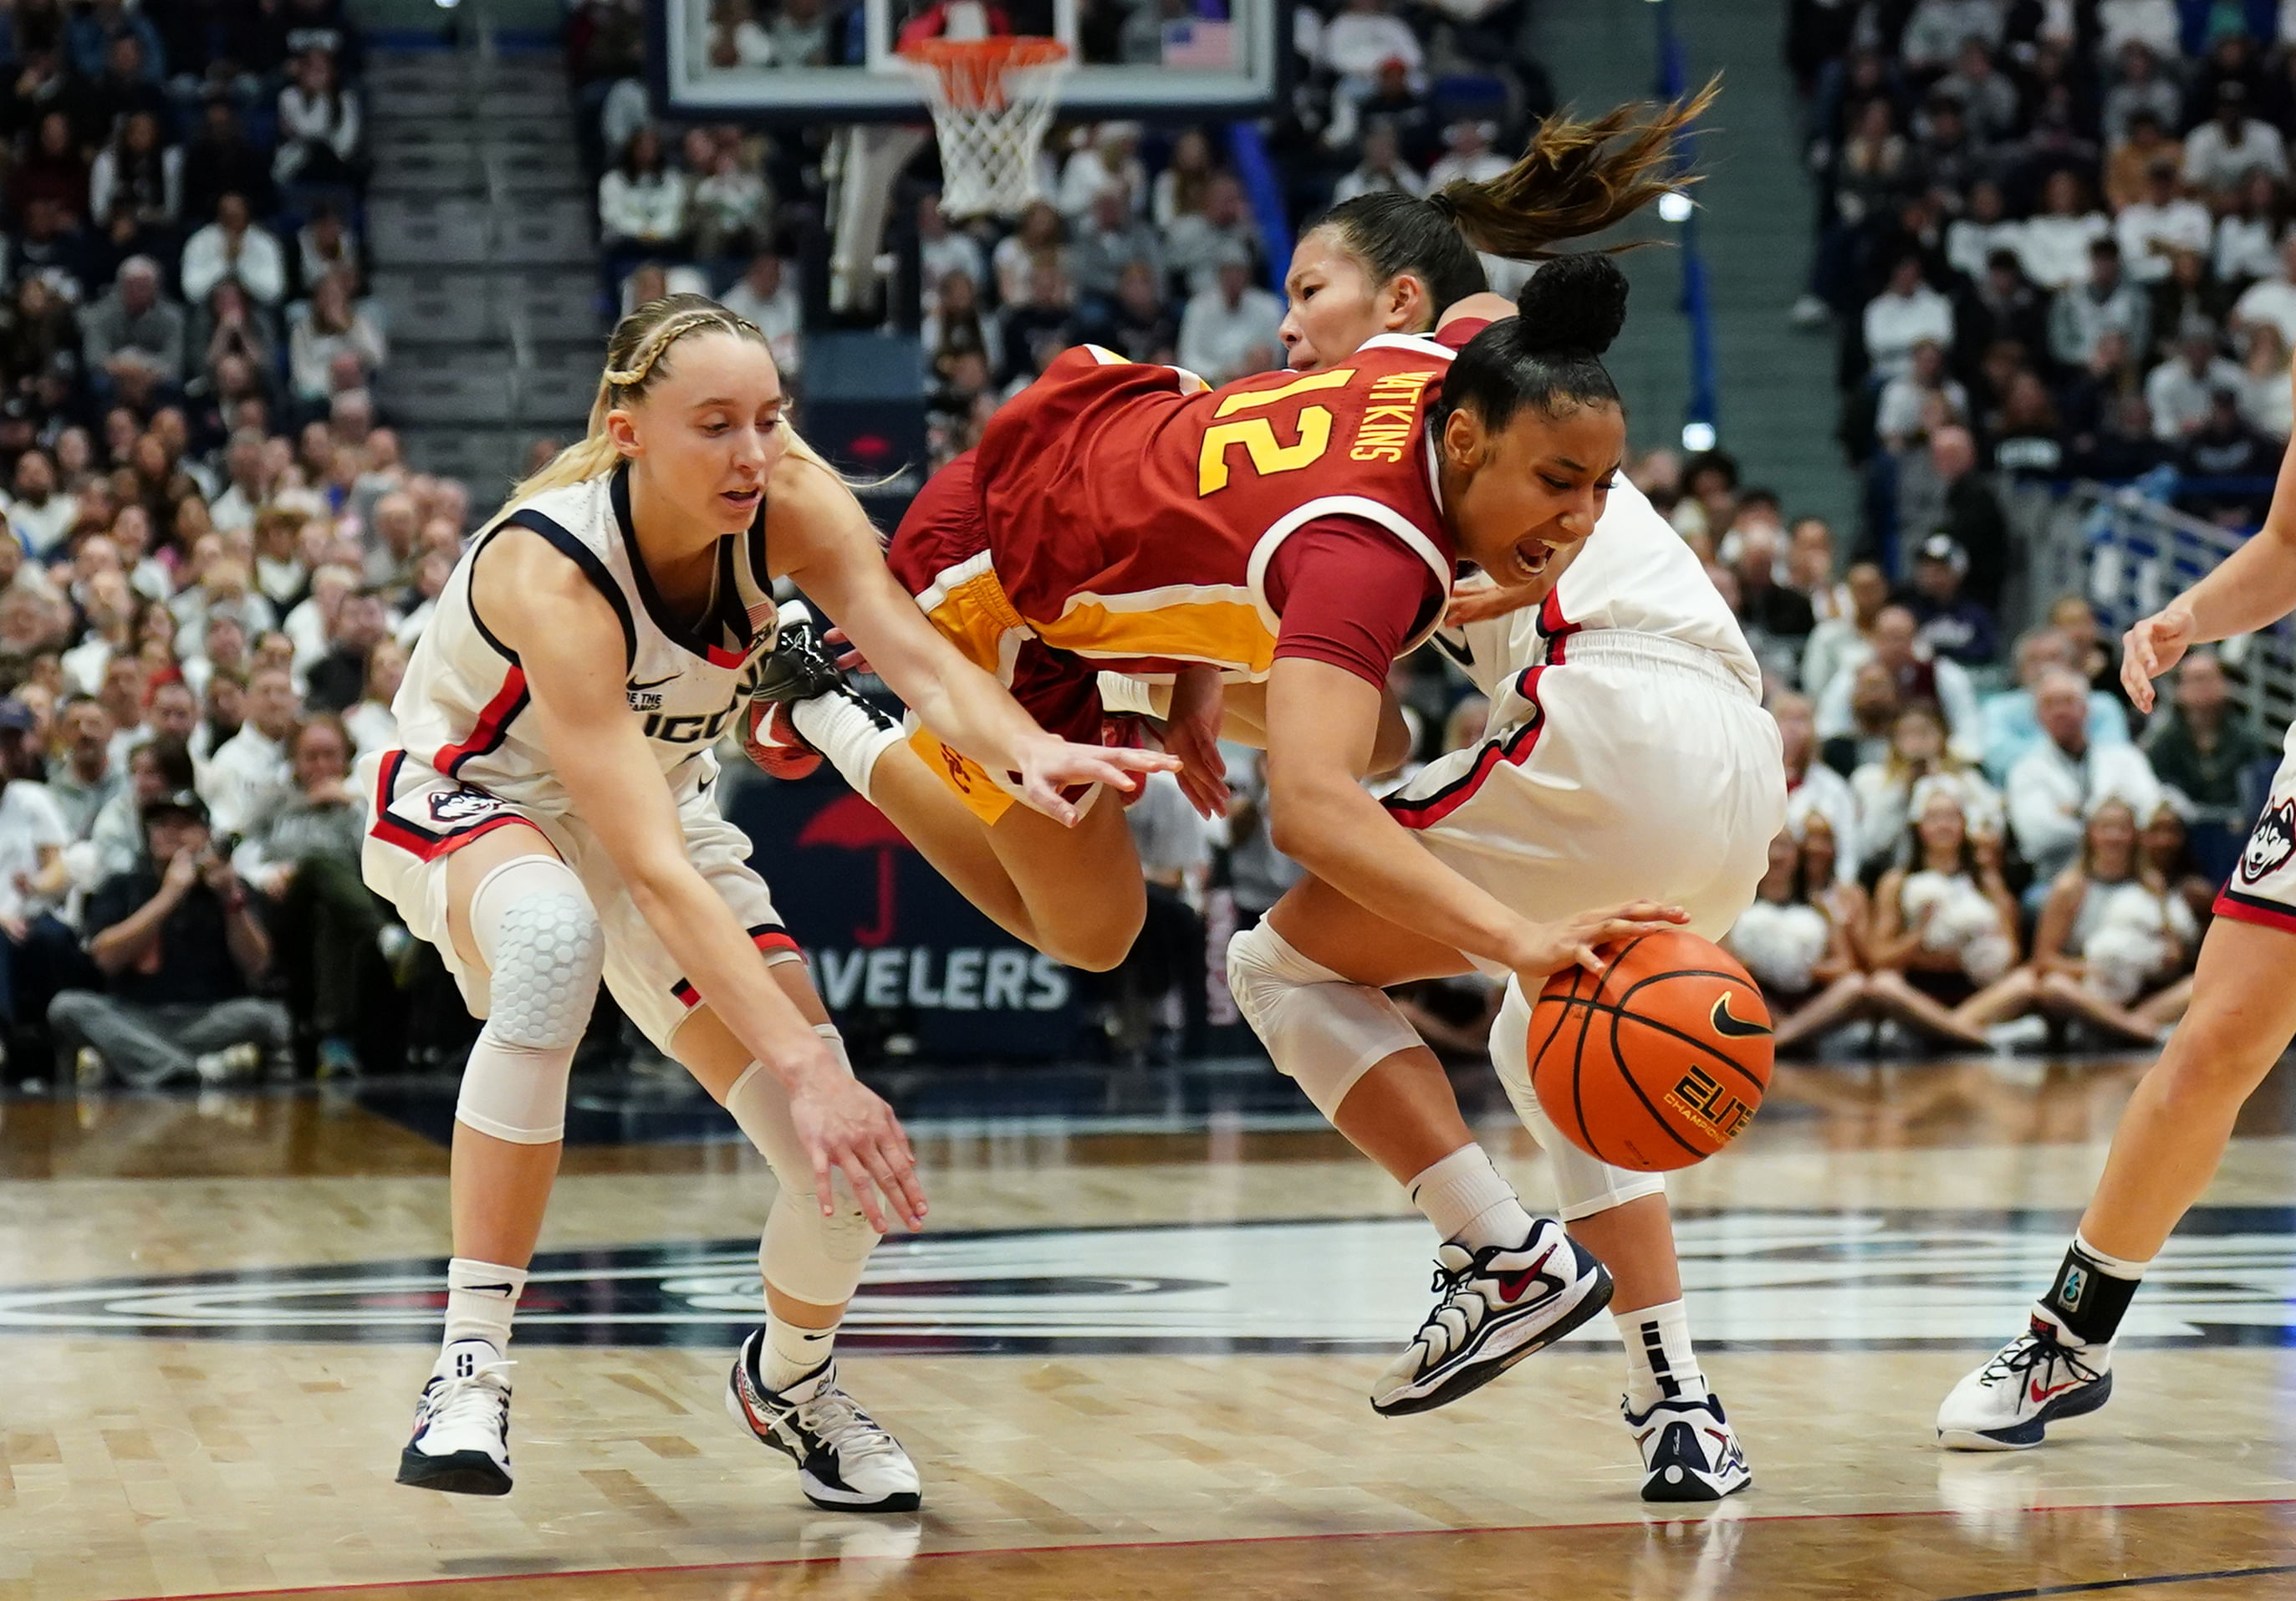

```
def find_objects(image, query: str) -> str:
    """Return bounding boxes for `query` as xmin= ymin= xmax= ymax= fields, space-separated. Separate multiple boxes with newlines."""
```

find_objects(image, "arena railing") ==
xmin=2027 ymin=477 xmax=2295 ymax=737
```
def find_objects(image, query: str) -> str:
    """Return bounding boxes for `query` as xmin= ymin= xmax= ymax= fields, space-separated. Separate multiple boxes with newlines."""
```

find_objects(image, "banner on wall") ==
xmin=720 ymin=766 xmax=1085 ymax=1058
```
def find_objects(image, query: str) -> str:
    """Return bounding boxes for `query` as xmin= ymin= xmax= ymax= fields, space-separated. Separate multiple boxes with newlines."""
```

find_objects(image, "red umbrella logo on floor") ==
xmin=798 ymin=792 xmax=914 ymax=947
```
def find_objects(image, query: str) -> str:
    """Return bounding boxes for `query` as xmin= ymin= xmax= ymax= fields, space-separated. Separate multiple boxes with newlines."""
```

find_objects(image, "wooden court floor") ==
xmin=8 ymin=1054 xmax=2296 ymax=1600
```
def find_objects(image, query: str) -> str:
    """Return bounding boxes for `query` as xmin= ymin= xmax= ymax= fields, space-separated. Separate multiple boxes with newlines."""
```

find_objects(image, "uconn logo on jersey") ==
xmin=628 ymin=654 xmax=773 ymax=746
xmin=2242 ymin=798 xmax=2296 ymax=885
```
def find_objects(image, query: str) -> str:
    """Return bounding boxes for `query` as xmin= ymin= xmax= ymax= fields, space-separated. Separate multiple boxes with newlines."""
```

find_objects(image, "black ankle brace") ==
xmin=2040 ymin=1242 xmax=2140 ymax=1346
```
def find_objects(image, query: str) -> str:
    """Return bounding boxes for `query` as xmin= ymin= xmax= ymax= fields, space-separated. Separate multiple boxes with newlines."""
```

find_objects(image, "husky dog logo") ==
xmin=2240 ymin=798 xmax=2296 ymax=885
xmin=428 ymin=788 xmax=509 ymax=826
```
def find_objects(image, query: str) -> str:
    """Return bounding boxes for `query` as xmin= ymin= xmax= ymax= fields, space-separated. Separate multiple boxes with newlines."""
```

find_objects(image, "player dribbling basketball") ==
xmin=1221 ymin=174 xmax=1783 ymax=1501
xmin=364 ymin=296 xmax=1169 ymax=1508
xmin=1936 ymin=368 xmax=2296 ymax=1450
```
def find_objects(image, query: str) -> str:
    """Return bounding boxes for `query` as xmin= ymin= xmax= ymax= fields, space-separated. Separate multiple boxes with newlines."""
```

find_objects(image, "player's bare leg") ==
xmin=675 ymin=992 xmax=922 ymax=1512
xmin=1940 ymin=916 xmax=2296 ymax=1449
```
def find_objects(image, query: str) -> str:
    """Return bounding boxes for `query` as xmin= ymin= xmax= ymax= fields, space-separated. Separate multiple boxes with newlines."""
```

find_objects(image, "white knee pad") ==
xmin=453 ymin=856 xmax=604 ymax=1145
xmin=731 ymin=1024 xmax=884 ymax=1306
xmin=1489 ymin=978 xmax=1665 ymax=1221
xmin=1226 ymin=920 xmax=1422 ymax=1121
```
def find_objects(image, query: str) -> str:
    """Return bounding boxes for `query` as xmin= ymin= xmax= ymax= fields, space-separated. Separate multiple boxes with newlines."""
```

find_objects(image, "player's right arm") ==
xmin=480 ymin=530 xmax=920 ymax=1227
xmin=2125 ymin=383 xmax=2296 ymax=710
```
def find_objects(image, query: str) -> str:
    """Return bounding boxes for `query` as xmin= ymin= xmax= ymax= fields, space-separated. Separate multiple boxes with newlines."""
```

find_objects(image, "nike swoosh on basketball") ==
xmin=1497 ymin=1246 xmax=1557 ymax=1304
xmin=1710 ymin=992 xmax=1773 ymax=1039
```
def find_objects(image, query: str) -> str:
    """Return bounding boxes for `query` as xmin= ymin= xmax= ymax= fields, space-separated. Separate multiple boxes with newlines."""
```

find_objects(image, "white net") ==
xmin=899 ymin=39 xmax=1073 ymax=219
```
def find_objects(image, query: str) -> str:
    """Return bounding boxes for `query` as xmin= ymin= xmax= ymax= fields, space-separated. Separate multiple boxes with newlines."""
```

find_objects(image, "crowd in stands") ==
xmin=0 ymin=0 xmax=475 ymax=1088
xmin=1789 ymin=0 xmax=2296 ymax=569
xmin=568 ymin=0 xmax=1552 ymax=467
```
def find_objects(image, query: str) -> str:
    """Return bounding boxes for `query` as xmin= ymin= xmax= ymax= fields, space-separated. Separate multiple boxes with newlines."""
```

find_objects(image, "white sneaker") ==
xmin=1626 ymin=1389 xmax=1752 ymax=1502
xmin=396 ymin=1341 xmax=513 ymax=1495
xmin=1936 ymin=1316 xmax=2114 ymax=1451
xmin=1370 ymin=1218 xmax=1614 ymax=1416
xmin=727 ymin=1333 xmax=922 ymax=1512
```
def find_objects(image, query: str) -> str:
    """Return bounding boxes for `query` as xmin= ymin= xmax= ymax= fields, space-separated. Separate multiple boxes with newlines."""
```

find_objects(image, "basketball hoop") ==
xmin=897 ymin=37 xmax=1073 ymax=219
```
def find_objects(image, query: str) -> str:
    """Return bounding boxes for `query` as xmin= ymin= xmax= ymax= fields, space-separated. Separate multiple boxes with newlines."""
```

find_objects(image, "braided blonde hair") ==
xmin=487 ymin=293 xmax=836 ymax=528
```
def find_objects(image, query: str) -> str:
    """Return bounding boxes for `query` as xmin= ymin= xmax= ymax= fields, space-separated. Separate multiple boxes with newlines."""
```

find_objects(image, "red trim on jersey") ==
xmin=1384 ymin=665 xmax=1549 ymax=830
xmin=706 ymin=643 xmax=745 ymax=669
xmin=1538 ymin=588 xmax=1581 ymax=665
xmin=2213 ymin=886 xmax=2296 ymax=934
xmin=432 ymin=667 xmax=529 ymax=778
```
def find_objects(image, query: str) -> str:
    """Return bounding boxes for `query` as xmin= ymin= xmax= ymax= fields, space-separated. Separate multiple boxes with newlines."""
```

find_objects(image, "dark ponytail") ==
xmin=1311 ymin=78 xmax=1717 ymax=314
xmin=1434 ymin=253 xmax=1630 ymax=434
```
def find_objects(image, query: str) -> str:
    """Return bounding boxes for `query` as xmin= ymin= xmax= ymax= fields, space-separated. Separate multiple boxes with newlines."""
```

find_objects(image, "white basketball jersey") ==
xmin=1431 ymin=477 xmax=1761 ymax=702
xmin=392 ymin=467 xmax=780 ymax=811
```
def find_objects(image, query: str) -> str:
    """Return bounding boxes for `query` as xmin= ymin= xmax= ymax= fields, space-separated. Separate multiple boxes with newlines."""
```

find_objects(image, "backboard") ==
xmin=649 ymin=0 xmax=1286 ymax=123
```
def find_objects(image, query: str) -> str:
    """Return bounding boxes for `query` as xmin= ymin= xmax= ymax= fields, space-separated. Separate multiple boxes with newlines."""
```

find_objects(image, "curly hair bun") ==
xmin=1513 ymin=252 xmax=1630 ymax=358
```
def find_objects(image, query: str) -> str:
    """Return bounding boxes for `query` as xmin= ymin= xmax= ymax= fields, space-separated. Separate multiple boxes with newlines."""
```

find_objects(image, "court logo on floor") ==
xmin=3 ymin=1209 xmax=2294 ymax=1349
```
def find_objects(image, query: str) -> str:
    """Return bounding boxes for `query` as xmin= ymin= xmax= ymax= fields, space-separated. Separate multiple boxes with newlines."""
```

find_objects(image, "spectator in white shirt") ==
xmin=8 ymin=449 xmax=75 ymax=558
xmin=598 ymin=126 xmax=686 ymax=254
xmin=2006 ymin=666 xmax=2162 ymax=887
xmin=2145 ymin=326 xmax=2245 ymax=441
xmin=2232 ymin=232 xmax=2296 ymax=352
xmin=342 ymin=635 xmax=406 ymax=757
xmin=288 ymin=273 xmax=386 ymax=404
xmin=2049 ymin=237 xmax=2151 ymax=368
xmin=684 ymin=134 xmax=771 ymax=260
xmin=199 ymin=663 xmax=299 ymax=841
xmin=2240 ymin=322 xmax=2294 ymax=439
xmin=1864 ymin=255 xmax=1956 ymax=381
xmin=1056 ymin=123 xmax=1147 ymax=222
xmin=2115 ymin=161 xmax=2212 ymax=283
xmin=1318 ymin=0 xmax=1422 ymax=83
xmin=273 ymin=47 xmax=361 ymax=187
xmin=1936 ymin=40 xmax=2021 ymax=147
xmin=1177 ymin=247 xmax=1282 ymax=386
xmin=181 ymin=192 xmax=288 ymax=309
xmin=1427 ymin=119 xmax=1511 ymax=191
xmin=1773 ymin=691 xmax=1860 ymax=880
xmin=1946 ymin=180 xmax=2026 ymax=282
xmin=1900 ymin=0 xmax=2003 ymax=71
xmin=916 ymin=191 xmax=985 ymax=314
xmin=1164 ymin=175 xmax=1260 ymax=297
xmin=2102 ymin=43 xmax=2183 ymax=150
xmin=2100 ymin=0 xmax=2181 ymax=58
xmin=1875 ymin=339 xmax=1970 ymax=450
xmin=2018 ymin=171 xmax=2111 ymax=291
xmin=2213 ymin=167 xmax=2283 ymax=284
xmin=2181 ymin=82 xmax=2288 ymax=197
xmin=1329 ymin=122 xmax=1426 ymax=203
xmin=719 ymin=252 xmax=803 ymax=381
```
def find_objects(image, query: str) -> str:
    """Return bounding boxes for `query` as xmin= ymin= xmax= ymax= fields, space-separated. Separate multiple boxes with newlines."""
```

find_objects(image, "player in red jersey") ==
xmin=750 ymin=106 xmax=1698 ymax=1012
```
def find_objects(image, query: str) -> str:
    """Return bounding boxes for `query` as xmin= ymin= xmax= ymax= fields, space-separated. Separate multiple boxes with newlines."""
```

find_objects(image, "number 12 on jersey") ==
xmin=1196 ymin=368 xmax=1356 ymax=496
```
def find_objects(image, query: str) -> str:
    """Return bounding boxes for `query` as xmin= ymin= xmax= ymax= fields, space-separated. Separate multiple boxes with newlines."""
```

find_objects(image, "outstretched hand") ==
xmin=1507 ymin=900 xmax=1690 ymax=987
xmin=2121 ymin=604 xmax=2196 ymax=715
xmin=1013 ymin=737 xmax=1179 ymax=828
xmin=1445 ymin=575 xmax=1550 ymax=630
xmin=784 ymin=1061 xmax=926 ymax=1234
xmin=824 ymin=625 xmax=874 ymax=676
xmin=1159 ymin=664 xmax=1230 ymax=819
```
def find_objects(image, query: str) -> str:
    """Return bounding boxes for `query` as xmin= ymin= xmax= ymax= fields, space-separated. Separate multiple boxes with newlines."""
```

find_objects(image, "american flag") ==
xmin=1162 ymin=18 xmax=1234 ymax=69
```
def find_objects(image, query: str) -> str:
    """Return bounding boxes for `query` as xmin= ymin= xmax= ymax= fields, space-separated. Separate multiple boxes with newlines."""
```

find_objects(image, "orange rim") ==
xmin=898 ymin=36 xmax=1069 ymax=110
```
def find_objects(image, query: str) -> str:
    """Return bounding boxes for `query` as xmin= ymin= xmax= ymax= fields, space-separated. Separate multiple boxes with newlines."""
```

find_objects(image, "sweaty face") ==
xmin=619 ymin=333 xmax=788 ymax=537
xmin=1442 ymin=400 xmax=1624 ymax=589
xmin=1280 ymin=232 xmax=1417 ymax=373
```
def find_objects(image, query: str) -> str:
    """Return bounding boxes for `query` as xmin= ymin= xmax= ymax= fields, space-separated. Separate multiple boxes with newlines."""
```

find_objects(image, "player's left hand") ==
xmin=824 ymin=625 xmax=874 ymax=676
xmin=1011 ymin=737 xmax=1180 ymax=828
xmin=1160 ymin=663 xmax=1229 ymax=819
xmin=1506 ymin=900 xmax=1691 ymax=982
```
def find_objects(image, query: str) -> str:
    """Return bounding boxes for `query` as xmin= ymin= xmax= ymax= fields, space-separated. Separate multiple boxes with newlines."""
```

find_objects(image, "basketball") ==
xmin=1528 ymin=929 xmax=1773 ymax=1172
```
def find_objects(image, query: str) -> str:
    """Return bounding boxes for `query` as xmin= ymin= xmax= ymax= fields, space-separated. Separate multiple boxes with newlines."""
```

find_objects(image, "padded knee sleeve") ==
xmin=453 ymin=856 xmax=603 ymax=1145
xmin=1225 ymin=920 xmax=1422 ymax=1121
xmin=1489 ymin=978 xmax=1665 ymax=1222
xmin=731 ymin=1024 xmax=884 ymax=1306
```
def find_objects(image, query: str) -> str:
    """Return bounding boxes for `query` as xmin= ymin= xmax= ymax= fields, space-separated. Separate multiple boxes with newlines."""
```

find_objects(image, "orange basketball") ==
xmin=1528 ymin=929 xmax=1773 ymax=1172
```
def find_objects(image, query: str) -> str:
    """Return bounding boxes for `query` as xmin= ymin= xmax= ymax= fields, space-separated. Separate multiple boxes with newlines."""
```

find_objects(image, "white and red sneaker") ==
xmin=1370 ymin=1217 xmax=1614 ymax=1415
xmin=1936 ymin=1315 xmax=2114 ymax=1451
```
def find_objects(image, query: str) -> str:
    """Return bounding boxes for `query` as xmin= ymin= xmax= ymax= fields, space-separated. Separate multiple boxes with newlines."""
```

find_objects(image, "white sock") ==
xmin=1406 ymin=1145 xmax=1535 ymax=1250
xmin=763 ymin=1314 xmax=837 ymax=1393
xmin=441 ymin=1257 xmax=527 ymax=1359
xmin=1618 ymin=1298 xmax=1706 ymax=1410
xmin=789 ymin=693 xmax=903 ymax=802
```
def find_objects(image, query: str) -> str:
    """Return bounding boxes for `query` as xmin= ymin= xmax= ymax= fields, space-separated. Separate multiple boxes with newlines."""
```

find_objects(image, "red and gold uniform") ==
xmin=888 ymin=332 xmax=1470 ymax=820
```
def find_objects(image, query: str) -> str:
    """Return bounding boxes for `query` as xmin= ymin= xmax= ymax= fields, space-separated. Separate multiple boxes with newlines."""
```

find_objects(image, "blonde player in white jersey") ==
xmin=1217 ymin=181 xmax=1783 ymax=1502
xmin=365 ymin=295 xmax=1170 ymax=1510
